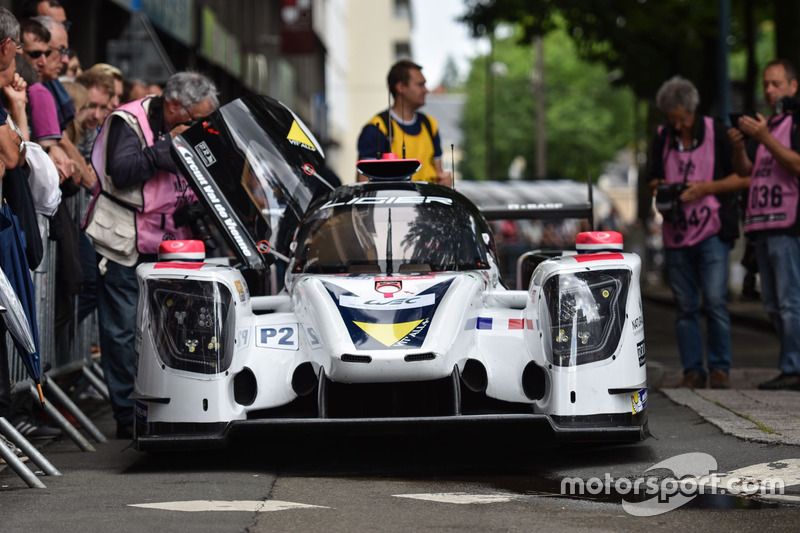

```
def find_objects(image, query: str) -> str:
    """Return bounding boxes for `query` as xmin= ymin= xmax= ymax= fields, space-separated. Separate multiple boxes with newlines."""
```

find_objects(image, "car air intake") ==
xmin=341 ymin=354 xmax=372 ymax=363
xmin=291 ymin=362 xmax=318 ymax=396
xmin=522 ymin=362 xmax=547 ymax=400
xmin=461 ymin=359 xmax=487 ymax=392
xmin=233 ymin=367 xmax=257 ymax=406
xmin=404 ymin=352 xmax=436 ymax=362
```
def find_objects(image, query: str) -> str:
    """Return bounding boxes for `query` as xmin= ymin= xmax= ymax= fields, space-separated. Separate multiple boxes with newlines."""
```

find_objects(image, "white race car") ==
xmin=132 ymin=96 xmax=648 ymax=450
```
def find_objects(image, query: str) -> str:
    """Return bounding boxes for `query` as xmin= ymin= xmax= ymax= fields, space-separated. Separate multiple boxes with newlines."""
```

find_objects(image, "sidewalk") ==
xmin=654 ymin=367 xmax=800 ymax=446
xmin=643 ymin=283 xmax=800 ymax=447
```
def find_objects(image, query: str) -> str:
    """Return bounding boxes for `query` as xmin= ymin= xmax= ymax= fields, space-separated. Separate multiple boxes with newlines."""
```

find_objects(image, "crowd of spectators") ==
xmin=0 ymin=0 xmax=182 ymax=457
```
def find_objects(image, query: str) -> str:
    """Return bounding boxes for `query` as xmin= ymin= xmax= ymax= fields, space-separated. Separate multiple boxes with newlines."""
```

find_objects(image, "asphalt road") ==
xmin=1 ymin=298 xmax=798 ymax=532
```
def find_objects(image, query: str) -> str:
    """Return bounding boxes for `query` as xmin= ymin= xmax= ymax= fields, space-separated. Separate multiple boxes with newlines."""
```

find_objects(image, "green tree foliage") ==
xmin=462 ymin=0 xmax=724 ymax=108
xmin=461 ymin=24 xmax=635 ymax=181
xmin=462 ymin=1 xmax=795 ymax=115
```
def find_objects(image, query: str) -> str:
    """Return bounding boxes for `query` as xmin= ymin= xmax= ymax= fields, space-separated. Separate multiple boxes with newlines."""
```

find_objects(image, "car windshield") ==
xmin=292 ymin=189 xmax=492 ymax=274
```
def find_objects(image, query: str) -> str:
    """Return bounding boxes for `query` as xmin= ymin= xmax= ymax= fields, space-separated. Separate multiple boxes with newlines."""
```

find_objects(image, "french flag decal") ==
xmin=466 ymin=317 xmax=534 ymax=330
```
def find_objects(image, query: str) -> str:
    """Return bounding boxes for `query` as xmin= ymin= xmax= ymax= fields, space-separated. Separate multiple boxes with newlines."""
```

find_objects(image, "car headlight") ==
xmin=542 ymin=269 xmax=630 ymax=367
xmin=146 ymin=278 xmax=235 ymax=374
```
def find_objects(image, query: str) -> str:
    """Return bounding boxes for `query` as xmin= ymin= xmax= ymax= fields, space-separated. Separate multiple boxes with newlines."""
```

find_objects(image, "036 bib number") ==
xmin=750 ymin=184 xmax=783 ymax=209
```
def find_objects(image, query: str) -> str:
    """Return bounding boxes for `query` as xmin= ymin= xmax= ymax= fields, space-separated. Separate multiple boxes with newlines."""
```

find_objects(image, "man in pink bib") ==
xmin=88 ymin=71 xmax=219 ymax=438
xmin=730 ymin=59 xmax=800 ymax=390
xmin=648 ymin=76 xmax=741 ymax=389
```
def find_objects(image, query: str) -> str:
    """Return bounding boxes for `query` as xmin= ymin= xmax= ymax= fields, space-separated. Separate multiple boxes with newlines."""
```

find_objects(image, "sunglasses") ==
xmin=23 ymin=48 xmax=51 ymax=59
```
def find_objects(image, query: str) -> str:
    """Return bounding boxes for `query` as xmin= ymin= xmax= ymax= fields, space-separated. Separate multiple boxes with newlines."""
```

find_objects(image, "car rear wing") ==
xmin=455 ymin=177 xmax=594 ymax=228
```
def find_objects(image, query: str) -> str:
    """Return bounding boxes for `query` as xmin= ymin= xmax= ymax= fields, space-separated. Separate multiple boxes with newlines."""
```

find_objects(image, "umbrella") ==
xmin=0 ymin=201 xmax=44 ymax=406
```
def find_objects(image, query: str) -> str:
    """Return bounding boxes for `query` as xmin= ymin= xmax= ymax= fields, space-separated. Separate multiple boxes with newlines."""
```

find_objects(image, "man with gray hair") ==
xmin=0 ymin=7 xmax=20 ymax=72
xmin=88 ymin=71 xmax=218 ymax=439
xmin=646 ymin=75 xmax=741 ymax=390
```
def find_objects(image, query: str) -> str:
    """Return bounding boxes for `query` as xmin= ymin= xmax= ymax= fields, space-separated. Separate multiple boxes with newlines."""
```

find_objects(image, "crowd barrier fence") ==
xmin=2 ymin=191 xmax=108 ymax=488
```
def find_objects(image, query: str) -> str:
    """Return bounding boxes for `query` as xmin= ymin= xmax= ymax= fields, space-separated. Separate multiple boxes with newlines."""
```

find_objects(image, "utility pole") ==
xmin=718 ymin=0 xmax=731 ymax=122
xmin=486 ymin=29 xmax=495 ymax=180
xmin=533 ymin=35 xmax=546 ymax=179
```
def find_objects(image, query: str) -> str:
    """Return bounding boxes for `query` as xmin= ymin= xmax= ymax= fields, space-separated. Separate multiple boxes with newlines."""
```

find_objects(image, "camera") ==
xmin=655 ymin=183 xmax=686 ymax=223
xmin=776 ymin=95 xmax=800 ymax=115
xmin=173 ymin=202 xmax=217 ymax=250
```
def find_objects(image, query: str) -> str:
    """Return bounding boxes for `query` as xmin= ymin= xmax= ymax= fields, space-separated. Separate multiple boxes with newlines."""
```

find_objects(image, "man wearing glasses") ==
xmin=0 ymin=8 xmax=20 ymax=72
xmin=88 ymin=72 xmax=219 ymax=439
xmin=20 ymin=18 xmax=73 ymax=180
xmin=29 ymin=16 xmax=94 ymax=190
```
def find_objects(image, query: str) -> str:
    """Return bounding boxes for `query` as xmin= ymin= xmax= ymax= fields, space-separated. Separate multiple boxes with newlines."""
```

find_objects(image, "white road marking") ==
xmin=129 ymin=500 xmax=328 ymax=512
xmin=393 ymin=492 xmax=521 ymax=504
xmin=695 ymin=458 xmax=800 ymax=493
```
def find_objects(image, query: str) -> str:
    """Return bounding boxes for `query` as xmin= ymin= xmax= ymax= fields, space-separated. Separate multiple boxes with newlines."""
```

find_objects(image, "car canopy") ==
xmin=291 ymin=182 xmax=494 ymax=275
xmin=171 ymin=95 xmax=333 ymax=278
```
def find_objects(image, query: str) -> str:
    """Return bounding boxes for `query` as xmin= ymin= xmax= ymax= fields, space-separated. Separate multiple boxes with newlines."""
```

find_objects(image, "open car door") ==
xmin=171 ymin=95 xmax=332 ymax=294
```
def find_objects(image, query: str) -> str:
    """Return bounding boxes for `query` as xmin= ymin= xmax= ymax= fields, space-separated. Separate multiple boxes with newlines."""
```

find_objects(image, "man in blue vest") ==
xmin=730 ymin=59 xmax=800 ymax=390
xmin=357 ymin=60 xmax=452 ymax=187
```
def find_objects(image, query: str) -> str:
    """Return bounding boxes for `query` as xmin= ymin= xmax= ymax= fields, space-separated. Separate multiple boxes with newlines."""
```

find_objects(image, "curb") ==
xmin=660 ymin=388 xmax=800 ymax=446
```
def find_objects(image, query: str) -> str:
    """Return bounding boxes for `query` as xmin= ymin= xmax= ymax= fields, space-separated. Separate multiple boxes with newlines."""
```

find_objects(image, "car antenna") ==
xmin=401 ymin=99 xmax=406 ymax=159
xmin=451 ymin=144 xmax=456 ymax=190
xmin=587 ymin=172 xmax=594 ymax=231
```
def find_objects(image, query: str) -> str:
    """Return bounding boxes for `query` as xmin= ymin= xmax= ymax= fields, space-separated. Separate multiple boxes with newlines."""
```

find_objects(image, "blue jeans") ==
xmin=96 ymin=254 xmax=156 ymax=426
xmin=665 ymin=235 xmax=732 ymax=376
xmin=755 ymin=234 xmax=800 ymax=374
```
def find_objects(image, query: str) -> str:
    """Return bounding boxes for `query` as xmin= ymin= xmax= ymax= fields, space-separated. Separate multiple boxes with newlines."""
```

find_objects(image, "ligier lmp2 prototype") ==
xmin=132 ymin=95 xmax=648 ymax=450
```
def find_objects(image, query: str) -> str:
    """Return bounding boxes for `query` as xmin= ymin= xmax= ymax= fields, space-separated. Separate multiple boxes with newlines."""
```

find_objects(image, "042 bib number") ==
xmin=671 ymin=205 xmax=711 ymax=232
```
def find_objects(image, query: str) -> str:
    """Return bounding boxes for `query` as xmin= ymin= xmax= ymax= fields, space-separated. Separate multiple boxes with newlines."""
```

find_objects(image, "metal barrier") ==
xmin=2 ymin=192 xmax=109 ymax=488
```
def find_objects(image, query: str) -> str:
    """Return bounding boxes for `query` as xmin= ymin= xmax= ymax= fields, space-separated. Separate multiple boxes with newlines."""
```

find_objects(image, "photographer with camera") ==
xmin=729 ymin=59 xmax=800 ymax=391
xmin=86 ymin=71 xmax=219 ymax=438
xmin=647 ymin=76 xmax=741 ymax=389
